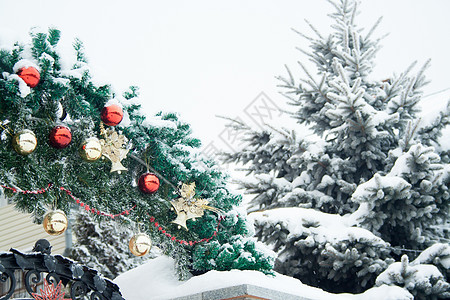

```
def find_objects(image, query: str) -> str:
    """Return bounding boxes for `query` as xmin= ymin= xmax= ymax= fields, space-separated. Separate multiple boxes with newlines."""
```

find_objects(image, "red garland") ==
xmin=148 ymin=214 xmax=225 ymax=246
xmin=1 ymin=183 xmax=225 ymax=246
xmin=1 ymin=183 xmax=52 ymax=194
xmin=0 ymin=183 xmax=136 ymax=218
xmin=59 ymin=187 xmax=136 ymax=218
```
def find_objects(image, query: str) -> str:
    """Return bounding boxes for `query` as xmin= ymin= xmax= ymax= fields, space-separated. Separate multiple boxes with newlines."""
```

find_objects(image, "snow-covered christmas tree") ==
xmin=221 ymin=0 xmax=449 ymax=297
xmin=0 ymin=27 xmax=274 ymax=280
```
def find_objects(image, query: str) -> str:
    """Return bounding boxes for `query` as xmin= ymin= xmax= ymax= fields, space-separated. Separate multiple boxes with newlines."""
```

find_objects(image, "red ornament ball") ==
xmin=49 ymin=125 xmax=72 ymax=149
xmin=101 ymin=104 xmax=123 ymax=126
xmin=17 ymin=67 xmax=40 ymax=88
xmin=138 ymin=173 xmax=160 ymax=194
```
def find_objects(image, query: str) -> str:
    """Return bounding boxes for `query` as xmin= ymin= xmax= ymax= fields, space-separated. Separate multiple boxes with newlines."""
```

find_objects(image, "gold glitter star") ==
xmin=171 ymin=183 xmax=222 ymax=230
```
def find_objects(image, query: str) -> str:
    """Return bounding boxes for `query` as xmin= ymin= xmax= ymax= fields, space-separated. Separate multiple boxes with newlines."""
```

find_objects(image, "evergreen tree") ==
xmin=0 ymin=28 xmax=273 ymax=279
xmin=69 ymin=210 xmax=155 ymax=280
xmin=221 ymin=0 xmax=449 ymax=294
xmin=376 ymin=251 xmax=450 ymax=300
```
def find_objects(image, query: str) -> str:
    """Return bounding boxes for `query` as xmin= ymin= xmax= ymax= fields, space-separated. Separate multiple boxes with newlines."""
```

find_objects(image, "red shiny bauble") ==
xmin=101 ymin=104 xmax=123 ymax=126
xmin=49 ymin=125 xmax=72 ymax=149
xmin=138 ymin=173 xmax=160 ymax=194
xmin=17 ymin=67 xmax=40 ymax=88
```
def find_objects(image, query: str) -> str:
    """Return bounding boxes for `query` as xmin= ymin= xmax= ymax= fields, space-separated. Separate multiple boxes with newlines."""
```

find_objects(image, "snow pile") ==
xmin=114 ymin=255 xmax=412 ymax=300
xmin=142 ymin=116 xmax=179 ymax=130
xmin=413 ymin=243 xmax=450 ymax=269
xmin=11 ymin=58 xmax=39 ymax=73
xmin=119 ymin=95 xmax=179 ymax=130
xmin=248 ymin=207 xmax=395 ymax=292
xmin=377 ymin=262 xmax=443 ymax=287
xmin=417 ymin=91 xmax=450 ymax=151
xmin=1 ymin=59 xmax=40 ymax=97
xmin=376 ymin=255 xmax=450 ymax=299
xmin=114 ymin=256 xmax=180 ymax=299
xmin=248 ymin=207 xmax=387 ymax=248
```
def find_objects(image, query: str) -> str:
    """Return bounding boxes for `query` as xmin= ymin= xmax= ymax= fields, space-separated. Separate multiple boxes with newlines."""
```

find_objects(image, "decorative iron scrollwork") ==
xmin=24 ymin=269 xmax=42 ymax=295
xmin=0 ymin=263 xmax=15 ymax=300
xmin=90 ymin=291 xmax=106 ymax=300
xmin=0 ymin=240 xmax=124 ymax=300
xmin=71 ymin=280 xmax=89 ymax=299
xmin=45 ymin=272 xmax=61 ymax=287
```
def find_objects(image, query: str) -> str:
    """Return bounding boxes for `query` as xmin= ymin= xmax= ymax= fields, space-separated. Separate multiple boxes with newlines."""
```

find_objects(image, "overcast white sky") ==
xmin=1 ymin=0 xmax=449 ymax=154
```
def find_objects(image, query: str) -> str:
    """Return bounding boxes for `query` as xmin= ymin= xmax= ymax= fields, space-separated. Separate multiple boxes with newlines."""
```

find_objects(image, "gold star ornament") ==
xmin=99 ymin=123 xmax=129 ymax=173
xmin=170 ymin=183 xmax=222 ymax=230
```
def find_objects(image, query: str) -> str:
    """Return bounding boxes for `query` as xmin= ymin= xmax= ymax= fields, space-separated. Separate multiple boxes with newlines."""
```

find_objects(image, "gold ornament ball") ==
xmin=80 ymin=137 xmax=102 ymax=161
xmin=12 ymin=129 xmax=37 ymax=155
xmin=42 ymin=210 xmax=68 ymax=236
xmin=129 ymin=233 xmax=152 ymax=257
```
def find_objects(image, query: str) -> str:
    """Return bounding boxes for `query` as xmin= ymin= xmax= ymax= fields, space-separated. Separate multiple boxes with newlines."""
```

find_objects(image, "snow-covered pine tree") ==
xmin=376 ymin=249 xmax=450 ymax=300
xmin=69 ymin=210 xmax=155 ymax=279
xmin=0 ymin=28 xmax=274 ymax=280
xmin=221 ymin=0 xmax=449 ymax=294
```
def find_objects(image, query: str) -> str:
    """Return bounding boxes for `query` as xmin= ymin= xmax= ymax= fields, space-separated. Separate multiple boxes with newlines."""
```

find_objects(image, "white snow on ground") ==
xmin=114 ymin=256 xmax=413 ymax=300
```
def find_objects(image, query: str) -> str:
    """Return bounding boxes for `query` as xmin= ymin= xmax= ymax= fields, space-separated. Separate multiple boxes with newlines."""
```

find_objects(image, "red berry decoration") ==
xmin=17 ymin=66 xmax=40 ymax=88
xmin=138 ymin=173 xmax=160 ymax=194
xmin=49 ymin=125 xmax=72 ymax=149
xmin=101 ymin=104 xmax=123 ymax=126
